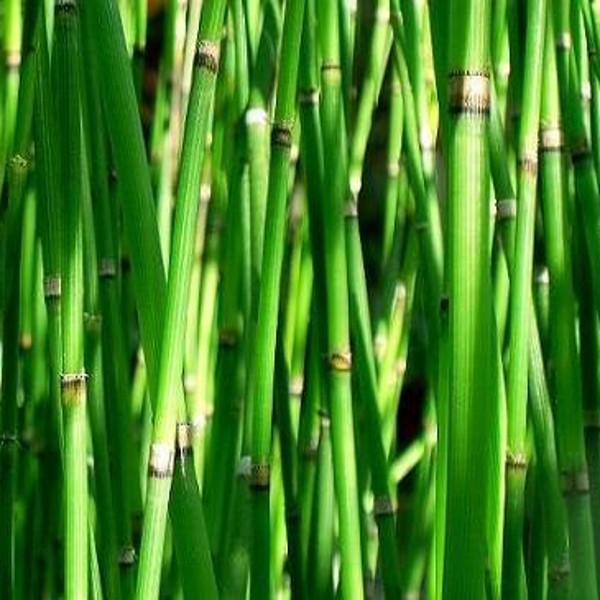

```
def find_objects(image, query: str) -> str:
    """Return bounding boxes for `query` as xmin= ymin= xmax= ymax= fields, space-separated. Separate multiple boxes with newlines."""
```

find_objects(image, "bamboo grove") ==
xmin=4 ymin=0 xmax=600 ymax=598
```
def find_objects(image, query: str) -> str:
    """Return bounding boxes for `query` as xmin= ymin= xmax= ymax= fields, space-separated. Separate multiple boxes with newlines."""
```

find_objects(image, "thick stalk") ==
xmin=444 ymin=1 xmax=493 ymax=597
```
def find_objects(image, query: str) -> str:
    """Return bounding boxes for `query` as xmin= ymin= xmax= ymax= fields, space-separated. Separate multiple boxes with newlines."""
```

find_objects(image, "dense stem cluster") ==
xmin=3 ymin=0 xmax=600 ymax=598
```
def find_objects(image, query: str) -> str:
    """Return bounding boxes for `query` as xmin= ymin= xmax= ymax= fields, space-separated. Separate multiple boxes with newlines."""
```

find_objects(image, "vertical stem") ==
xmin=444 ymin=0 xmax=493 ymax=596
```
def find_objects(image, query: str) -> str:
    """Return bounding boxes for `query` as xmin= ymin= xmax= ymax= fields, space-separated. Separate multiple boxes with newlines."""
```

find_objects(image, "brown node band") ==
xmin=55 ymin=0 xmax=77 ymax=15
xmin=301 ymin=438 xmax=319 ymax=460
xmin=328 ymin=348 xmax=352 ymax=372
xmin=43 ymin=275 xmax=62 ymax=300
xmin=505 ymin=452 xmax=527 ymax=471
xmin=195 ymin=40 xmax=220 ymax=74
xmin=448 ymin=71 xmax=491 ymax=115
xmin=321 ymin=61 xmax=341 ymax=72
xmin=556 ymin=32 xmax=572 ymax=50
xmin=99 ymin=258 xmax=117 ymax=279
xmin=271 ymin=125 xmax=293 ymax=148
xmin=373 ymin=495 xmax=395 ymax=516
xmin=250 ymin=461 xmax=270 ymax=490
xmin=148 ymin=443 xmax=175 ymax=478
xmin=496 ymin=198 xmax=517 ymax=220
xmin=118 ymin=546 xmax=137 ymax=568
xmin=60 ymin=373 xmax=88 ymax=407
xmin=561 ymin=468 xmax=590 ymax=495
xmin=345 ymin=196 xmax=359 ymax=218
xmin=299 ymin=87 xmax=319 ymax=105
xmin=11 ymin=149 xmax=30 ymax=169
xmin=539 ymin=126 xmax=564 ymax=152
xmin=60 ymin=373 xmax=88 ymax=389
xmin=548 ymin=555 xmax=570 ymax=584
xmin=517 ymin=152 xmax=538 ymax=175
xmin=175 ymin=423 xmax=193 ymax=456
xmin=84 ymin=313 xmax=102 ymax=334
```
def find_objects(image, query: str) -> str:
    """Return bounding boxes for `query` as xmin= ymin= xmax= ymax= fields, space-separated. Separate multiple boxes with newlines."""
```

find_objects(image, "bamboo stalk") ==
xmin=444 ymin=1 xmax=494 ymax=596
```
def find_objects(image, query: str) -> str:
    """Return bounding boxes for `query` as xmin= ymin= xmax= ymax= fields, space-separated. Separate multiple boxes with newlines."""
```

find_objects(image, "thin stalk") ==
xmin=79 ymin=5 xmax=136 ymax=588
xmin=503 ymin=0 xmax=546 ymax=597
xmin=0 ymin=151 xmax=28 ymax=598
xmin=307 ymin=412 xmax=335 ymax=599
xmin=0 ymin=0 xmax=22 ymax=195
xmin=348 ymin=0 xmax=391 ymax=195
xmin=54 ymin=3 xmax=88 ymax=597
xmin=528 ymin=309 xmax=570 ymax=598
xmin=248 ymin=0 xmax=306 ymax=594
xmin=134 ymin=0 xmax=227 ymax=594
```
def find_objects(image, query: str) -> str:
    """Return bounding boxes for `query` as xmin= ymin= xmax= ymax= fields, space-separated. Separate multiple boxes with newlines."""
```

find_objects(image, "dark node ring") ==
xmin=517 ymin=153 xmax=538 ymax=175
xmin=496 ymin=199 xmax=517 ymax=220
xmin=118 ymin=546 xmax=137 ymax=567
xmin=345 ymin=197 xmax=359 ymax=218
xmin=148 ymin=443 xmax=175 ymax=478
xmin=328 ymin=349 xmax=352 ymax=372
xmin=505 ymin=452 xmax=527 ymax=470
xmin=43 ymin=275 xmax=62 ymax=300
xmin=321 ymin=61 xmax=341 ymax=72
xmin=195 ymin=41 xmax=220 ymax=74
xmin=271 ymin=125 xmax=293 ymax=148
xmin=373 ymin=496 xmax=395 ymax=516
xmin=448 ymin=71 xmax=491 ymax=115
xmin=60 ymin=373 xmax=88 ymax=390
xmin=539 ymin=126 xmax=564 ymax=152
xmin=561 ymin=469 xmax=590 ymax=495
xmin=301 ymin=439 xmax=319 ymax=460
xmin=98 ymin=258 xmax=117 ymax=279
xmin=250 ymin=461 xmax=270 ymax=490
xmin=55 ymin=0 xmax=77 ymax=15
xmin=175 ymin=422 xmax=193 ymax=456
xmin=299 ymin=87 xmax=319 ymax=105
